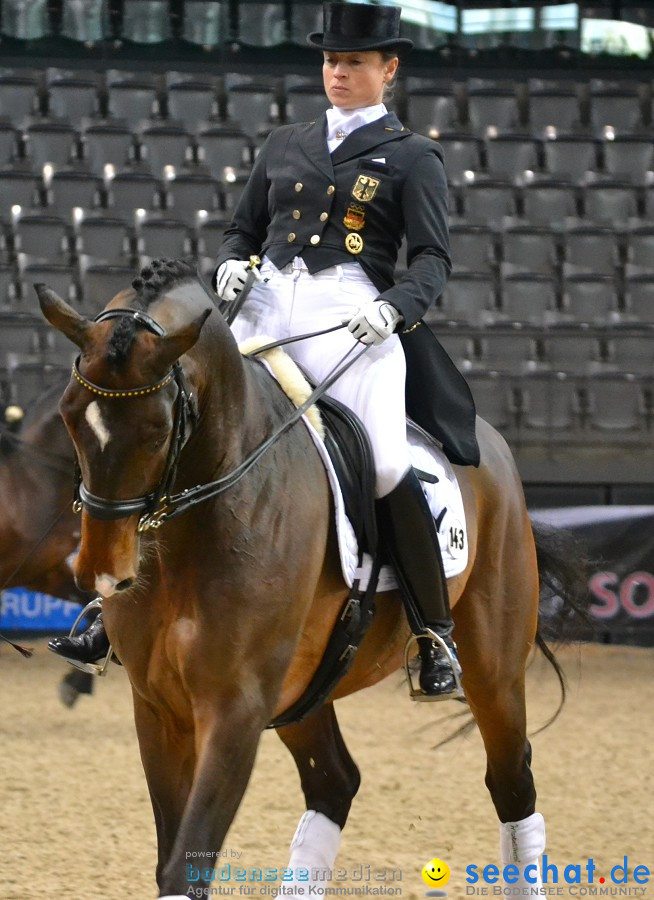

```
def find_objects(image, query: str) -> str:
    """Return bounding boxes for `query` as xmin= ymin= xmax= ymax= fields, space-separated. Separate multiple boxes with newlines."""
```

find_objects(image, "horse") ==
xmin=0 ymin=378 xmax=95 ymax=703
xmin=36 ymin=258 xmax=581 ymax=899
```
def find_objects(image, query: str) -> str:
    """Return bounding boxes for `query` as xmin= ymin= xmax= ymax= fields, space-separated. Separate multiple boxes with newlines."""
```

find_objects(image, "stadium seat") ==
xmin=46 ymin=77 xmax=100 ymax=126
xmin=80 ymin=122 xmax=136 ymax=174
xmin=12 ymin=212 xmax=70 ymax=261
xmin=560 ymin=225 xmax=619 ymax=276
xmin=105 ymin=170 xmax=162 ymax=216
xmin=60 ymin=0 xmax=111 ymax=43
xmin=45 ymin=169 xmax=102 ymax=217
xmin=195 ymin=213 xmax=230 ymax=259
xmin=601 ymin=135 xmax=654 ymax=185
xmin=77 ymin=262 xmax=136 ymax=314
xmin=440 ymin=271 xmax=496 ymax=325
xmin=0 ymin=73 xmax=41 ymax=126
xmin=0 ymin=0 xmax=49 ymax=40
xmin=137 ymin=123 xmax=193 ymax=176
xmin=581 ymin=179 xmax=639 ymax=226
xmin=166 ymin=81 xmax=218 ymax=130
xmin=234 ymin=2 xmax=287 ymax=46
xmin=541 ymin=328 xmax=603 ymax=374
xmin=476 ymin=328 xmax=537 ymax=374
xmin=405 ymin=87 xmax=461 ymax=137
xmin=526 ymin=88 xmax=581 ymax=134
xmin=560 ymin=273 xmax=618 ymax=324
xmin=466 ymin=87 xmax=520 ymax=135
xmin=461 ymin=178 xmax=516 ymax=228
xmin=434 ymin=132 xmax=480 ymax=185
xmin=465 ymin=369 xmax=515 ymax=432
xmin=624 ymin=273 xmax=654 ymax=324
xmin=541 ymin=134 xmax=598 ymax=183
xmin=162 ymin=170 xmax=223 ymax=219
xmin=120 ymin=0 xmax=172 ymax=43
xmin=518 ymin=370 xmax=582 ymax=433
xmin=624 ymin=226 xmax=654 ymax=268
xmin=284 ymin=84 xmax=329 ymax=124
xmin=195 ymin=125 xmax=253 ymax=180
xmin=7 ymin=361 xmax=71 ymax=407
xmin=520 ymin=178 xmax=578 ymax=226
xmin=225 ymin=83 xmax=280 ymax=139
xmin=429 ymin=328 xmax=475 ymax=370
xmin=288 ymin=0 xmax=323 ymax=48
xmin=0 ymin=123 xmax=19 ymax=167
xmin=586 ymin=372 xmax=647 ymax=434
xmin=135 ymin=213 xmax=193 ymax=261
xmin=605 ymin=330 xmax=654 ymax=374
xmin=483 ymin=134 xmax=540 ymax=182
xmin=499 ymin=225 xmax=558 ymax=275
xmin=106 ymin=80 xmax=160 ymax=127
xmin=180 ymin=0 xmax=225 ymax=50
xmin=449 ymin=224 xmax=495 ymax=273
xmin=23 ymin=121 xmax=79 ymax=172
xmin=0 ymin=314 xmax=43 ymax=365
xmin=589 ymin=89 xmax=646 ymax=135
xmin=74 ymin=213 xmax=133 ymax=264
xmin=498 ymin=271 xmax=557 ymax=324
xmin=0 ymin=170 xmax=41 ymax=220
xmin=0 ymin=263 xmax=18 ymax=310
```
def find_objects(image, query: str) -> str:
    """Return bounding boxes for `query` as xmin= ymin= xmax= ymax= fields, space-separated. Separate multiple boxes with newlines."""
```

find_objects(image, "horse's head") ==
xmin=36 ymin=259 xmax=213 ymax=598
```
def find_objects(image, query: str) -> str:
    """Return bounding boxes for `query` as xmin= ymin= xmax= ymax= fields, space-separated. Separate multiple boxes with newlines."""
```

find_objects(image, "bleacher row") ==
xmin=1 ymin=65 xmax=654 ymax=448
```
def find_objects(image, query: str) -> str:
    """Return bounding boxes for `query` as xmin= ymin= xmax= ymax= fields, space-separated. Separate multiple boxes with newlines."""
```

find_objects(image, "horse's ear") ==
xmin=154 ymin=307 xmax=213 ymax=369
xmin=35 ymin=283 xmax=91 ymax=350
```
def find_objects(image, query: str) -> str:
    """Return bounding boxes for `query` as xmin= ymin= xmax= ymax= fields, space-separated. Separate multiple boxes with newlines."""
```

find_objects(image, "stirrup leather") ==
xmin=63 ymin=597 xmax=114 ymax=676
xmin=403 ymin=628 xmax=464 ymax=703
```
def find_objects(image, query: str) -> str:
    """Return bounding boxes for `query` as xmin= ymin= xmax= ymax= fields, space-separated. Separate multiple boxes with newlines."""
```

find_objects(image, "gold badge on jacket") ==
xmin=345 ymin=233 xmax=364 ymax=254
xmin=343 ymin=204 xmax=366 ymax=231
xmin=352 ymin=175 xmax=380 ymax=202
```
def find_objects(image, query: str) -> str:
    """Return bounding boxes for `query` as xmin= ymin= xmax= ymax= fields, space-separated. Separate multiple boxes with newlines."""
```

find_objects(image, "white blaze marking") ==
xmin=85 ymin=401 xmax=111 ymax=450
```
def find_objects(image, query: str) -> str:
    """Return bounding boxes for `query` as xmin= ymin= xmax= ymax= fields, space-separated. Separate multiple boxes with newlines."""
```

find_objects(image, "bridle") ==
xmin=72 ymin=307 xmax=369 ymax=533
xmin=72 ymin=308 xmax=197 ymax=533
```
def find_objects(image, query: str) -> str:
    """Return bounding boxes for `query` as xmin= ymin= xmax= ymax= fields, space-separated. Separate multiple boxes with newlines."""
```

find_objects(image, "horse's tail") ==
xmin=531 ymin=519 xmax=595 ymax=732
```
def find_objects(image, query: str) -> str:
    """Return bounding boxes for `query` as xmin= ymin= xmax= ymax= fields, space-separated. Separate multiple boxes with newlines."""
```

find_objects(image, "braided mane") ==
xmin=107 ymin=257 xmax=198 ymax=368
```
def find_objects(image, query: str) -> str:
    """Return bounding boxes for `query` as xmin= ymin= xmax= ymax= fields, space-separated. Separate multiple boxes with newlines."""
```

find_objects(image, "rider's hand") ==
xmin=214 ymin=259 xmax=262 ymax=302
xmin=346 ymin=299 xmax=403 ymax=346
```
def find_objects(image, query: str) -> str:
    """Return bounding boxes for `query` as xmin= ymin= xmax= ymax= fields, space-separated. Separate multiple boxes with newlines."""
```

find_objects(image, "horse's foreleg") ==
xmin=157 ymin=702 xmax=266 ymax=898
xmin=276 ymin=702 xmax=360 ymax=897
xmin=132 ymin=693 xmax=195 ymax=889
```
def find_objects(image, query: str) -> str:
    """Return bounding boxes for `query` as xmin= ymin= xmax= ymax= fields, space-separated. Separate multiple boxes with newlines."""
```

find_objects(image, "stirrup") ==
xmin=403 ymin=628 xmax=464 ymax=703
xmin=62 ymin=598 xmax=114 ymax=677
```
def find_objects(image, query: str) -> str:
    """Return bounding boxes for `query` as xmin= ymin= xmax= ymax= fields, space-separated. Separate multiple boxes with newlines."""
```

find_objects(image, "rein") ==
xmin=72 ymin=307 xmax=369 ymax=532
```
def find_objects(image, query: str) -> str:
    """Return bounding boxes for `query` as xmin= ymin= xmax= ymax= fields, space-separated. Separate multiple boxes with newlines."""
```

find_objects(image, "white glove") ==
xmin=346 ymin=299 xmax=403 ymax=346
xmin=214 ymin=259 xmax=262 ymax=302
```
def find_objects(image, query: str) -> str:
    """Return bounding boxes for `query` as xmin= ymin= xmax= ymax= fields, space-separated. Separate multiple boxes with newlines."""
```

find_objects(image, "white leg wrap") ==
xmin=499 ymin=812 xmax=546 ymax=888
xmin=286 ymin=810 xmax=342 ymax=898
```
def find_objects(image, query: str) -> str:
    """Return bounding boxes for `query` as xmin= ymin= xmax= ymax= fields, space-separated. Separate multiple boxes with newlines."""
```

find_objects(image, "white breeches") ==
xmin=231 ymin=257 xmax=410 ymax=498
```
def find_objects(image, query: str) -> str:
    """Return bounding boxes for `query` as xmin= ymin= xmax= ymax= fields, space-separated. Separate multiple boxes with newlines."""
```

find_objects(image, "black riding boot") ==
xmin=48 ymin=613 xmax=109 ymax=664
xmin=377 ymin=468 xmax=463 ymax=700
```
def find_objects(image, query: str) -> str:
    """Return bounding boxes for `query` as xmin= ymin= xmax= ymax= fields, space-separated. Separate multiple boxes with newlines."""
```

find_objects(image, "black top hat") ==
xmin=308 ymin=2 xmax=414 ymax=53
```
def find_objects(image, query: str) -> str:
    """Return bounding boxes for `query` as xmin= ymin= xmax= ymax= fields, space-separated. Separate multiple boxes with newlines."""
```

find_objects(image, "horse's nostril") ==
xmin=116 ymin=578 xmax=134 ymax=591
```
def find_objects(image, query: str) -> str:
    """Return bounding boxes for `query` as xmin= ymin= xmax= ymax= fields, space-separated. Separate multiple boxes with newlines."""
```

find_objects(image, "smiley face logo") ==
xmin=422 ymin=858 xmax=451 ymax=889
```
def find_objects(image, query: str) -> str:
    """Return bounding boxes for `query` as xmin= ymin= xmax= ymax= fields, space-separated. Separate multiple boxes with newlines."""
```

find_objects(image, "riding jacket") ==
xmin=215 ymin=111 xmax=480 ymax=467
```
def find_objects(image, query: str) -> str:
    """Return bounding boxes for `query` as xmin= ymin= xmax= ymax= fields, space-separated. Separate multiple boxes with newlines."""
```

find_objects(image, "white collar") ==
xmin=326 ymin=103 xmax=387 ymax=153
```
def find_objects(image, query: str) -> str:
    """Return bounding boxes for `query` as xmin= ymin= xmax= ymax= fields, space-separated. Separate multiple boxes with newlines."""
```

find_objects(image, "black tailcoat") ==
xmin=216 ymin=111 xmax=480 ymax=467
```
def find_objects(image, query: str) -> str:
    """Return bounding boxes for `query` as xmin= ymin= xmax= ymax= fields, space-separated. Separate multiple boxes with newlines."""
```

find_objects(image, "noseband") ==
xmin=72 ymin=308 xmax=196 ymax=532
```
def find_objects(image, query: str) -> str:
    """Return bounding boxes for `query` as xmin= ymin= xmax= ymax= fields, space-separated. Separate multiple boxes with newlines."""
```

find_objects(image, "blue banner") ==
xmin=0 ymin=588 xmax=82 ymax=632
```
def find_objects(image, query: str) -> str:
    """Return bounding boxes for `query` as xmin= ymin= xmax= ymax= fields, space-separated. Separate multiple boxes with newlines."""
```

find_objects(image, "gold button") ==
xmin=288 ymin=232 xmax=296 ymax=242
xmin=319 ymin=212 xmax=328 ymax=222
xmin=327 ymin=185 xmax=335 ymax=195
xmin=310 ymin=234 xmax=320 ymax=245
xmin=292 ymin=209 xmax=301 ymax=220
xmin=295 ymin=182 xmax=303 ymax=192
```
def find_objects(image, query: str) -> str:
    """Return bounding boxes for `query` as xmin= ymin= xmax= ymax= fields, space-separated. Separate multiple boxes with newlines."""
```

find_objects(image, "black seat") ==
xmin=483 ymin=133 xmax=540 ymax=182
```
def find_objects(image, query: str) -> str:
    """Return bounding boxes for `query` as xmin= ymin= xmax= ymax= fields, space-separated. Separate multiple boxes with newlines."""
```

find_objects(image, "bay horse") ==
xmin=37 ymin=258 xmax=578 ymax=899
xmin=0 ymin=379 xmax=95 ymax=703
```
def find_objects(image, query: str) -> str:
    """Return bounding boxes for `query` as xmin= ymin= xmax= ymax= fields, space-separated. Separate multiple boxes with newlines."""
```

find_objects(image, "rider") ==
xmin=50 ymin=1 xmax=479 ymax=701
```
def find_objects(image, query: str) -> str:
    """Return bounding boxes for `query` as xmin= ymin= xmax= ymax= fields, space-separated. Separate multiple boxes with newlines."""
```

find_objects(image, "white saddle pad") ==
xmin=304 ymin=418 xmax=469 ymax=592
